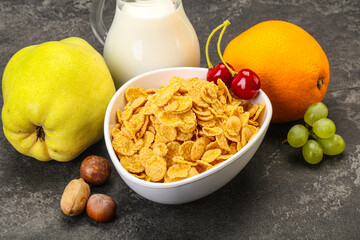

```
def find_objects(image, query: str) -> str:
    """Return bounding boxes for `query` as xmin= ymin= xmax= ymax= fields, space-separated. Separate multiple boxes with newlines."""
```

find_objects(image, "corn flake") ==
xmin=240 ymin=112 xmax=250 ymax=127
xmin=125 ymin=87 xmax=148 ymax=103
xmin=111 ymin=76 xmax=265 ymax=183
xmin=172 ymin=156 xmax=198 ymax=167
xmin=154 ymin=82 xmax=180 ymax=107
xmin=152 ymin=142 xmax=168 ymax=157
xmin=155 ymin=124 xmax=177 ymax=143
xmin=201 ymin=149 xmax=222 ymax=163
xmin=138 ymin=148 xmax=154 ymax=166
xmin=164 ymin=174 xmax=184 ymax=183
xmin=112 ymin=134 xmax=136 ymax=156
xmin=121 ymin=155 xmax=144 ymax=173
xmin=188 ymin=88 xmax=208 ymax=108
xmin=216 ymin=133 xmax=231 ymax=152
xmin=179 ymin=141 xmax=195 ymax=161
xmin=224 ymin=116 xmax=241 ymax=136
xmin=241 ymin=126 xmax=252 ymax=148
xmin=178 ymin=122 xmax=196 ymax=133
xmin=176 ymin=130 xmax=194 ymax=141
xmin=145 ymin=155 xmax=167 ymax=182
xmin=252 ymin=102 xmax=266 ymax=121
xmin=196 ymin=160 xmax=213 ymax=170
xmin=167 ymin=163 xmax=191 ymax=179
xmin=111 ymin=123 xmax=122 ymax=139
xmin=187 ymin=167 xmax=199 ymax=178
xmin=190 ymin=137 xmax=206 ymax=161
xmin=130 ymin=172 xmax=147 ymax=179
xmin=203 ymin=126 xmax=223 ymax=137
xmin=170 ymin=96 xmax=193 ymax=114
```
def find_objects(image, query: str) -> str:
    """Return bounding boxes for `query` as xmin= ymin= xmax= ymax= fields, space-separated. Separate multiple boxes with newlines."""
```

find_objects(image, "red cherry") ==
xmin=205 ymin=20 xmax=236 ymax=88
xmin=231 ymin=69 xmax=261 ymax=100
xmin=207 ymin=62 xmax=235 ymax=87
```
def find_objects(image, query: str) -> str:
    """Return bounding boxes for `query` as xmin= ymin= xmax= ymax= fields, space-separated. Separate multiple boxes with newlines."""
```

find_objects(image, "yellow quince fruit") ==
xmin=2 ymin=37 xmax=116 ymax=161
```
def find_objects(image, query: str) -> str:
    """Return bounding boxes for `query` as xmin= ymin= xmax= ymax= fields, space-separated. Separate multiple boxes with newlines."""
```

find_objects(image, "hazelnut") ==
xmin=80 ymin=155 xmax=111 ymax=185
xmin=60 ymin=178 xmax=90 ymax=216
xmin=86 ymin=194 xmax=117 ymax=223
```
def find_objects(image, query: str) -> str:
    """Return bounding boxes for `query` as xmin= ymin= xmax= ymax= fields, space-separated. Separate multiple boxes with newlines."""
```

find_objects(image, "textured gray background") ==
xmin=1 ymin=0 xmax=359 ymax=239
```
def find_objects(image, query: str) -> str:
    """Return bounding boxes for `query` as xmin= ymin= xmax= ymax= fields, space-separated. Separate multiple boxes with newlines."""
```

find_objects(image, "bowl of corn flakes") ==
xmin=104 ymin=67 xmax=272 ymax=204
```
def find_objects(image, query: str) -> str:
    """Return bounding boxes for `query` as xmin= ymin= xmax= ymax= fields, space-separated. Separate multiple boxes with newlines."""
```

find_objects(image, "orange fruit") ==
xmin=223 ymin=20 xmax=329 ymax=122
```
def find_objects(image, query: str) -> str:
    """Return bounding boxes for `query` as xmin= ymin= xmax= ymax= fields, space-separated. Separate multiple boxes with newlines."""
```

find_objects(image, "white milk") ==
xmin=103 ymin=0 xmax=200 ymax=88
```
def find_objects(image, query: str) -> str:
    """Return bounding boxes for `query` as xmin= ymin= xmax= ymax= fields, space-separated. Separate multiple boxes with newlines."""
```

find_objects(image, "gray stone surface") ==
xmin=0 ymin=0 xmax=359 ymax=239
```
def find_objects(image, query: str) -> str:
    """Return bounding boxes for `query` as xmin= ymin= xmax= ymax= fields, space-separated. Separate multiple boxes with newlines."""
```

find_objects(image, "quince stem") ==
xmin=36 ymin=126 xmax=45 ymax=141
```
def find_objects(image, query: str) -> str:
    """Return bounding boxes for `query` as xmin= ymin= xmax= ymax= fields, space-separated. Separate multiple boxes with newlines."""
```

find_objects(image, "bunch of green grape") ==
xmin=287 ymin=102 xmax=345 ymax=164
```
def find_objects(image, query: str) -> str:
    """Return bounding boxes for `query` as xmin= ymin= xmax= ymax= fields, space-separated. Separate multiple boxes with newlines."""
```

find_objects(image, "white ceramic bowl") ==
xmin=104 ymin=67 xmax=272 ymax=204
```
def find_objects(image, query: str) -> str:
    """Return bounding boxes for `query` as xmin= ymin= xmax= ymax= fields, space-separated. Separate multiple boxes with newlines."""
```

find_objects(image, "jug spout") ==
xmin=90 ymin=0 xmax=107 ymax=45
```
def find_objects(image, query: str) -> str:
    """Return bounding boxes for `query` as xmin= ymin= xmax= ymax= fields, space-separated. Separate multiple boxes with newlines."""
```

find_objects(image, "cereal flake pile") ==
xmin=111 ymin=77 xmax=265 ymax=183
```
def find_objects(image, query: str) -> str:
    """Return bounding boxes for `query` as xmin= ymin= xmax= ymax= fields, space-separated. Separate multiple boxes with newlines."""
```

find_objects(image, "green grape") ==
xmin=302 ymin=140 xmax=323 ymax=164
xmin=304 ymin=102 xmax=328 ymax=126
xmin=318 ymin=134 xmax=345 ymax=155
xmin=287 ymin=124 xmax=309 ymax=148
xmin=312 ymin=118 xmax=336 ymax=138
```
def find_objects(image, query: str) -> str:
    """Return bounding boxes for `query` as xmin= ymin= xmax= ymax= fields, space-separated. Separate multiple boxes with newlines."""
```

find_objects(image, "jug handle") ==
xmin=90 ymin=0 xmax=107 ymax=45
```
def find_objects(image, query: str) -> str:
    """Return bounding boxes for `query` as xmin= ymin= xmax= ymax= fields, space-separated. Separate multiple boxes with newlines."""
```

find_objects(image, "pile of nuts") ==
xmin=60 ymin=155 xmax=116 ymax=223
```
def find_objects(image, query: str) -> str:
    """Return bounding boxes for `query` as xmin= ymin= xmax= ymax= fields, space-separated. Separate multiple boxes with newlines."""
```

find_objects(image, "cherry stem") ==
xmin=205 ymin=20 xmax=230 ymax=69
xmin=217 ymin=20 xmax=237 ymax=77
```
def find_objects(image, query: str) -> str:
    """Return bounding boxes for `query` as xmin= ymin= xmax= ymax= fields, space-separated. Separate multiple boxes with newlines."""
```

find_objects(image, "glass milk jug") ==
xmin=91 ymin=0 xmax=201 ymax=88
